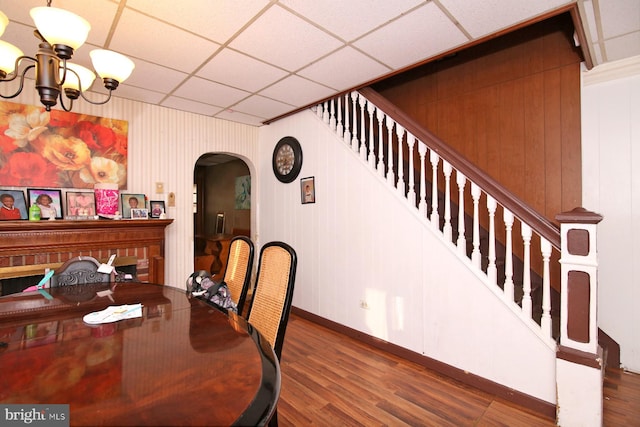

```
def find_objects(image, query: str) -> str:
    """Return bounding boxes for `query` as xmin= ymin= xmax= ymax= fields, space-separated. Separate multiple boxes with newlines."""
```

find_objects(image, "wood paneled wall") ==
xmin=374 ymin=14 xmax=583 ymax=224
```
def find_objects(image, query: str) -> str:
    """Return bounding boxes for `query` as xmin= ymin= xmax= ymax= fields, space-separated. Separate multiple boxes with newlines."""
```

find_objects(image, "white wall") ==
xmin=582 ymin=56 xmax=640 ymax=373
xmin=6 ymin=80 xmax=260 ymax=289
xmin=258 ymin=109 xmax=556 ymax=404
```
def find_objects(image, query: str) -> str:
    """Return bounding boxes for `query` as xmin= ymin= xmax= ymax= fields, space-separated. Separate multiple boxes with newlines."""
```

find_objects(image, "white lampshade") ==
xmin=62 ymin=63 xmax=96 ymax=92
xmin=0 ymin=40 xmax=23 ymax=74
xmin=90 ymin=49 xmax=135 ymax=83
xmin=0 ymin=10 xmax=8 ymax=37
xmin=30 ymin=7 xmax=90 ymax=50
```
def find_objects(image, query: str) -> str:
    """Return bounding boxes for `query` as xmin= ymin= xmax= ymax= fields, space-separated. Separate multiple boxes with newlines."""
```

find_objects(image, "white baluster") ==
xmin=358 ymin=95 xmax=367 ymax=160
xmin=407 ymin=134 xmax=416 ymax=206
xmin=385 ymin=116 xmax=395 ymax=185
xmin=344 ymin=93 xmax=351 ymax=145
xmin=396 ymin=124 xmax=405 ymax=196
xmin=323 ymin=101 xmax=330 ymax=124
xmin=487 ymin=195 xmax=497 ymax=285
xmin=540 ymin=238 xmax=552 ymax=338
xmin=456 ymin=171 xmax=466 ymax=255
xmin=376 ymin=109 xmax=385 ymax=177
xmin=442 ymin=160 xmax=452 ymax=241
xmin=471 ymin=183 xmax=481 ymax=267
xmin=521 ymin=223 xmax=533 ymax=317
xmin=336 ymin=96 xmax=343 ymax=138
xmin=430 ymin=151 xmax=439 ymax=228
xmin=503 ymin=209 xmax=514 ymax=302
xmin=418 ymin=143 xmax=428 ymax=217
xmin=367 ymin=102 xmax=376 ymax=168
xmin=350 ymin=92 xmax=359 ymax=152
xmin=329 ymin=99 xmax=336 ymax=131
xmin=315 ymin=102 xmax=323 ymax=119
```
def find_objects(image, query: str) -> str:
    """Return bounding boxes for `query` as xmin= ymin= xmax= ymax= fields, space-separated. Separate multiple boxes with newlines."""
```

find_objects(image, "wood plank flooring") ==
xmin=278 ymin=314 xmax=640 ymax=426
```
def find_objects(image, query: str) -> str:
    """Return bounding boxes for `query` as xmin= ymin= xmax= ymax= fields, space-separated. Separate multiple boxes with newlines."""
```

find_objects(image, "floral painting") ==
xmin=0 ymin=100 xmax=128 ymax=189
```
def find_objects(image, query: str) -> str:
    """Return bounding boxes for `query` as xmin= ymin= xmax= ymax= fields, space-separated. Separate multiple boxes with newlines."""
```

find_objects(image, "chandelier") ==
xmin=0 ymin=1 xmax=134 ymax=112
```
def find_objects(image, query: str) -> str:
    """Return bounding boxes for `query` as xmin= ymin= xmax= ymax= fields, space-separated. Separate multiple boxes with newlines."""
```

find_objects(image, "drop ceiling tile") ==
xmin=120 ymin=59 xmax=188 ymax=94
xmin=215 ymin=109 xmax=265 ymax=127
xmin=598 ymin=0 xmax=640 ymax=39
xmin=111 ymin=85 xmax=166 ymax=105
xmin=439 ymin=0 xmax=570 ymax=38
xmin=604 ymin=32 xmax=640 ymax=62
xmin=280 ymin=0 xmax=423 ymax=41
xmin=298 ymin=46 xmax=391 ymax=91
xmin=172 ymin=76 xmax=249 ymax=107
xmin=354 ymin=2 xmax=468 ymax=69
xmin=126 ymin=0 xmax=270 ymax=44
xmin=110 ymin=7 xmax=220 ymax=74
xmin=229 ymin=5 xmax=343 ymax=71
xmin=161 ymin=96 xmax=223 ymax=117
xmin=260 ymin=75 xmax=335 ymax=107
xmin=197 ymin=49 xmax=288 ymax=92
xmin=231 ymin=95 xmax=295 ymax=119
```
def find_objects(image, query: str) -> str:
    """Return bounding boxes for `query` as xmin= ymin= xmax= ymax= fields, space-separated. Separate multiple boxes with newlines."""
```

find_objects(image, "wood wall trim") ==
xmin=291 ymin=306 xmax=557 ymax=421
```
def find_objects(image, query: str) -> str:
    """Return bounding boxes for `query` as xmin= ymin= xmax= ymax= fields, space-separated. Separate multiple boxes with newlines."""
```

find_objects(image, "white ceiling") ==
xmin=0 ymin=0 xmax=638 ymax=127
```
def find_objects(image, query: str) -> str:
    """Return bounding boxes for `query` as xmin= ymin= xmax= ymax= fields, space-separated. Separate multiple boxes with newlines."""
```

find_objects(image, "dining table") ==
xmin=0 ymin=282 xmax=280 ymax=426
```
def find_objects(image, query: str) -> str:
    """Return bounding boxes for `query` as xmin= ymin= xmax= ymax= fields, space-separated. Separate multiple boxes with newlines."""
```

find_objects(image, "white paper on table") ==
xmin=83 ymin=304 xmax=143 ymax=324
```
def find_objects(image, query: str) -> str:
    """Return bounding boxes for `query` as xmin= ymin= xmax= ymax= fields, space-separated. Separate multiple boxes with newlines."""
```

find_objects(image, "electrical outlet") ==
xmin=155 ymin=182 xmax=164 ymax=194
xmin=360 ymin=300 xmax=369 ymax=309
xmin=168 ymin=192 xmax=175 ymax=207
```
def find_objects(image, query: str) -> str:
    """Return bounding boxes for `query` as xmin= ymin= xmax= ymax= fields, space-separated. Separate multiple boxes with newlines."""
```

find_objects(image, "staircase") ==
xmin=311 ymin=88 xmax=605 ymax=425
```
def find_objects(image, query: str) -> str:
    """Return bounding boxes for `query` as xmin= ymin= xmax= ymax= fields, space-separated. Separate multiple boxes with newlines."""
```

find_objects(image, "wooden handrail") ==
xmin=359 ymin=87 xmax=561 ymax=249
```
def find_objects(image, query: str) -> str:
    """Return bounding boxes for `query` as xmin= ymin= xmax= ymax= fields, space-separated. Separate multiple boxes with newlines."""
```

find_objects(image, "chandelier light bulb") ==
xmin=0 ymin=40 xmax=23 ymax=75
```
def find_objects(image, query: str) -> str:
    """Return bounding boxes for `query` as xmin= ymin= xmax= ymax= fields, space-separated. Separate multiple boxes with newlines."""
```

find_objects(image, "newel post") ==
xmin=555 ymin=207 xmax=603 ymax=426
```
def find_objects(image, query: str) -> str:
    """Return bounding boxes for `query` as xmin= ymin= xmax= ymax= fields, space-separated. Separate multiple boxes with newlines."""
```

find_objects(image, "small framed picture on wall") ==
xmin=300 ymin=177 xmax=315 ymax=204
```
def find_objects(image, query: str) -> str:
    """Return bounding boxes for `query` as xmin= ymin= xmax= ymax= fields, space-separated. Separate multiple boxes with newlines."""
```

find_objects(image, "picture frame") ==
xmin=215 ymin=212 xmax=225 ymax=234
xmin=130 ymin=208 xmax=149 ymax=219
xmin=120 ymin=193 xmax=146 ymax=219
xmin=149 ymin=200 xmax=165 ymax=219
xmin=0 ymin=189 xmax=28 ymax=220
xmin=27 ymin=188 xmax=63 ymax=219
xmin=65 ymin=191 xmax=96 ymax=219
xmin=300 ymin=176 xmax=315 ymax=204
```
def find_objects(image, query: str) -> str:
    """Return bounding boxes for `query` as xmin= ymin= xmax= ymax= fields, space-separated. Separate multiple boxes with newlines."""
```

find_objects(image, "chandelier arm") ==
xmin=59 ymin=92 xmax=73 ymax=112
xmin=78 ymin=88 xmax=113 ymax=106
xmin=0 ymin=62 xmax=36 ymax=99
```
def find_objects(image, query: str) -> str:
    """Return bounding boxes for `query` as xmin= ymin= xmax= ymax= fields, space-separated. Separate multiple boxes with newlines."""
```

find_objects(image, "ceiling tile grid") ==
xmin=0 ymin=0 xmax=638 ymax=126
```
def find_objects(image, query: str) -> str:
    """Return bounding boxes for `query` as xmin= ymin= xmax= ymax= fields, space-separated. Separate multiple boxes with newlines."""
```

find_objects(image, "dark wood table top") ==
xmin=0 ymin=282 xmax=280 ymax=426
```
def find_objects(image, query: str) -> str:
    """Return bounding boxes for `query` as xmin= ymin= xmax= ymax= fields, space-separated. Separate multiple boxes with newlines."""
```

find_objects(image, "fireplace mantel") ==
xmin=0 ymin=219 xmax=173 ymax=286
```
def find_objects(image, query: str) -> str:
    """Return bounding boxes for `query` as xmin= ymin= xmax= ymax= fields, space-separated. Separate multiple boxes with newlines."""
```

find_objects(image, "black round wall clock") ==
xmin=272 ymin=136 xmax=303 ymax=183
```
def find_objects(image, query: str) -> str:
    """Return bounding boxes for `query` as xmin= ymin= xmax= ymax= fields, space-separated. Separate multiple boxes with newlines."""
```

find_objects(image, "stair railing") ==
xmin=313 ymin=88 xmax=562 ymax=342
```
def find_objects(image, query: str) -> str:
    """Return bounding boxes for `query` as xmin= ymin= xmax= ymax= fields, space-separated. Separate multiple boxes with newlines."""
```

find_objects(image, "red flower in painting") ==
xmin=74 ymin=121 xmax=117 ymax=152
xmin=0 ymin=152 xmax=59 ymax=186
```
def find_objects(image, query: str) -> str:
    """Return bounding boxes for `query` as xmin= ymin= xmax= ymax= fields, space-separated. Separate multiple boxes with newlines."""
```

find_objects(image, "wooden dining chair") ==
xmin=222 ymin=236 xmax=255 ymax=316
xmin=50 ymin=256 xmax=111 ymax=287
xmin=246 ymin=241 xmax=297 ymax=360
xmin=245 ymin=241 xmax=297 ymax=427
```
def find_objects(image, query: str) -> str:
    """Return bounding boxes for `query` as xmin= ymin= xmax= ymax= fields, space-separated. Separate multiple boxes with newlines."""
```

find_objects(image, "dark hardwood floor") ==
xmin=278 ymin=315 xmax=640 ymax=426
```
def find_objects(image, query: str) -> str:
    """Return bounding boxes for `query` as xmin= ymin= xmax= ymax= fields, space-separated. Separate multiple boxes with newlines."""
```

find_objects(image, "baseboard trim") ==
xmin=291 ymin=306 xmax=556 ymax=421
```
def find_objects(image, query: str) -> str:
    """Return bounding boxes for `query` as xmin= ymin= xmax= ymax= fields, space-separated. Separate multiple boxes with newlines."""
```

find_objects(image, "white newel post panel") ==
xmin=555 ymin=208 xmax=604 ymax=427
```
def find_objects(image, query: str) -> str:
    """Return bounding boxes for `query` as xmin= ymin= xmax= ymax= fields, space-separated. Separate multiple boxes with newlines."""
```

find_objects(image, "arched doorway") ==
xmin=193 ymin=153 xmax=251 ymax=279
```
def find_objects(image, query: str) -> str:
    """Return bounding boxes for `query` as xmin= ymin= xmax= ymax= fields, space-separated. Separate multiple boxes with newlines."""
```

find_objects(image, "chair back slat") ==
xmin=223 ymin=236 xmax=254 ymax=315
xmin=50 ymin=256 xmax=111 ymax=287
xmin=247 ymin=242 xmax=297 ymax=359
